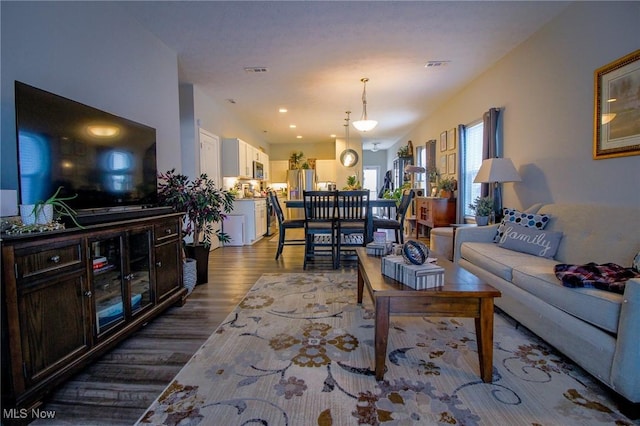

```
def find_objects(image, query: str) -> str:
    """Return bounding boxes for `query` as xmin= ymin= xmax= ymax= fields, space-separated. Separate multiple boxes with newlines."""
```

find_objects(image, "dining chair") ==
xmin=268 ymin=191 xmax=305 ymax=260
xmin=336 ymin=190 xmax=369 ymax=267
xmin=373 ymin=189 xmax=414 ymax=244
xmin=303 ymin=190 xmax=338 ymax=269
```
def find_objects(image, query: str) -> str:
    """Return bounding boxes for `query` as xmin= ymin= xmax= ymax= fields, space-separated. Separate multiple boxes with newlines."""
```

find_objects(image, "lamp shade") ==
xmin=473 ymin=158 xmax=521 ymax=183
xmin=352 ymin=119 xmax=378 ymax=132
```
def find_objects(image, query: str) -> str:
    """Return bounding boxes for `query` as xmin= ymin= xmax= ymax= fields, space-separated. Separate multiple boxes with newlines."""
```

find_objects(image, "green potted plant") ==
xmin=21 ymin=186 xmax=84 ymax=228
xmin=158 ymin=169 xmax=235 ymax=285
xmin=382 ymin=182 xmax=411 ymax=206
xmin=397 ymin=145 xmax=411 ymax=158
xmin=289 ymin=151 xmax=304 ymax=169
xmin=469 ymin=196 xmax=493 ymax=226
xmin=437 ymin=177 xmax=457 ymax=198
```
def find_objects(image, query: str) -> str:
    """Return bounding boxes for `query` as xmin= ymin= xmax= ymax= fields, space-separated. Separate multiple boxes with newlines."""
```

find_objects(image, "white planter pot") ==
xmin=20 ymin=204 xmax=54 ymax=225
xmin=475 ymin=215 xmax=489 ymax=226
xmin=183 ymin=258 xmax=198 ymax=295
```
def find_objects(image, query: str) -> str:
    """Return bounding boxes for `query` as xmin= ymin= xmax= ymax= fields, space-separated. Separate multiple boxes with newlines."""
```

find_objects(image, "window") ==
xmin=462 ymin=121 xmax=484 ymax=217
xmin=415 ymin=145 xmax=426 ymax=189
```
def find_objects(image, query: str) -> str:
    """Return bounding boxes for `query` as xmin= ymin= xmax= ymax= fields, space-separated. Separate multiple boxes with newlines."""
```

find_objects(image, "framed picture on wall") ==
xmin=593 ymin=49 xmax=640 ymax=159
xmin=439 ymin=155 xmax=447 ymax=174
xmin=447 ymin=153 xmax=456 ymax=174
xmin=447 ymin=128 xmax=456 ymax=151
xmin=440 ymin=131 xmax=447 ymax=152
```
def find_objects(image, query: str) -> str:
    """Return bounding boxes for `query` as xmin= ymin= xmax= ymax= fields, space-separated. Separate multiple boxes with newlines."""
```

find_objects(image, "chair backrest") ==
xmin=396 ymin=189 xmax=415 ymax=221
xmin=337 ymin=190 xmax=369 ymax=223
xmin=303 ymin=191 xmax=338 ymax=222
xmin=268 ymin=191 xmax=285 ymax=225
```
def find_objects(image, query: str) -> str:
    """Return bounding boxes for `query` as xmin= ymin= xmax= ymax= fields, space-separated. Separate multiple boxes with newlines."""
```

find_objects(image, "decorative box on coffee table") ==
xmin=381 ymin=255 xmax=445 ymax=289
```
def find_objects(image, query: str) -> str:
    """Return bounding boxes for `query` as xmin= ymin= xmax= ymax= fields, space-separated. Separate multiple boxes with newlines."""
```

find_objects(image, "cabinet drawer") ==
xmin=16 ymin=241 xmax=82 ymax=280
xmin=154 ymin=220 xmax=180 ymax=244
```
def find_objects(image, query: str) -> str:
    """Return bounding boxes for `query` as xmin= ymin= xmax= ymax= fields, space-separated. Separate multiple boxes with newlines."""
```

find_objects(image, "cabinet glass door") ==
xmin=91 ymin=236 xmax=124 ymax=334
xmin=128 ymin=230 xmax=152 ymax=315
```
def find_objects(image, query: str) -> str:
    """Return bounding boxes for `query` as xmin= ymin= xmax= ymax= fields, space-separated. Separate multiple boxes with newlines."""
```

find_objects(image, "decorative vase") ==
xmin=184 ymin=245 xmax=210 ymax=285
xmin=440 ymin=190 xmax=452 ymax=199
xmin=182 ymin=258 xmax=197 ymax=295
xmin=475 ymin=215 xmax=490 ymax=226
xmin=20 ymin=204 xmax=54 ymax=225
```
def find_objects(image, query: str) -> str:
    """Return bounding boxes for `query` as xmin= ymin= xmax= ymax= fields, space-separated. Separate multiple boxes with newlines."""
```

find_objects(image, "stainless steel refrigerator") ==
xmin=287 ymin=169 xmax=316 ymax=219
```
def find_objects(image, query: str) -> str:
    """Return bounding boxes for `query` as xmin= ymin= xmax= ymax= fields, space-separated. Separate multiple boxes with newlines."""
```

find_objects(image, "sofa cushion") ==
xmin=496 ymin=225 xmax=563 ymax=259
xmin=512 ymin=265 xmax=622 ymax=334
xmin=494 ymin=207 xmax=550 ymax=242
xmin=460 ymin=242 xmax=556 ymax=282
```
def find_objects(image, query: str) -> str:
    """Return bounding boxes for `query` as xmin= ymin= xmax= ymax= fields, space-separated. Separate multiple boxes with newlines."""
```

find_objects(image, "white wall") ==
xmin=391 ymin=1 xmax=640 ymax=209
xmin=0 ymin=2 xmax=180 ymax=194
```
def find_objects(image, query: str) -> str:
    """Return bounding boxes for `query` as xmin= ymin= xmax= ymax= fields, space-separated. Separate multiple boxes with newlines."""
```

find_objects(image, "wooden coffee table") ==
xmin=355 ymin=247 xmax=501 ymax=382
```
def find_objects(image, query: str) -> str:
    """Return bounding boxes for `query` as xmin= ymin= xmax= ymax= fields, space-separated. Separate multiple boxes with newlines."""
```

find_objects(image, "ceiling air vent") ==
xmin=425 ymin=60 xmax=451 ymax=68
xmin=244 ymin=67 xmax=269 ymax=73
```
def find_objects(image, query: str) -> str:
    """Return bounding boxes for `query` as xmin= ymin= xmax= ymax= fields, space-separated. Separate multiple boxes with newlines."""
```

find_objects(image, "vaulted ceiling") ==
xmin=120 ymin=1 xmax=569 ymax=151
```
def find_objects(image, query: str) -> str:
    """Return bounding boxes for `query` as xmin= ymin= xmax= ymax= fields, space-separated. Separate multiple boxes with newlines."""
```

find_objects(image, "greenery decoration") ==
xmin=469 ymin=196 xmax=493 ymax=217
xmin=343 ymin=175 xmax=362 ymax=190
xmin=158 ymin=169 xmax=235 ymax=248
xmin=33 ymin=186 xmax=84 ymax=228
xmin=382 ymin=183 xmax=411 ymax=205
xmin=437 ymin=177 xmax=457 ymax=192
xmin=289 ymin=151 xmax=305 ymax=169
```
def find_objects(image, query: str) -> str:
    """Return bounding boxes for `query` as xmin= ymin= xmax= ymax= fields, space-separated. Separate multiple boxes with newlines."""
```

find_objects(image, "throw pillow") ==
xmin=497 ymin=224 xmax=562 ymax=258
xmin=494 ymin=207 xmax=551 ymax=243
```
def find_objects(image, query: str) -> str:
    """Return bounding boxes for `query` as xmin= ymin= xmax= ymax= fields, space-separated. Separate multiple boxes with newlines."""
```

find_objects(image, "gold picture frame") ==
xmin=593 ymin=49 xmax=640 ymax=159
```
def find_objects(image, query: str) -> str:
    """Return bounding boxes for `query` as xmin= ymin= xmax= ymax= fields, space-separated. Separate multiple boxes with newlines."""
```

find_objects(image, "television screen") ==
xmin=15 ymin=81 xmax=158 ymax=212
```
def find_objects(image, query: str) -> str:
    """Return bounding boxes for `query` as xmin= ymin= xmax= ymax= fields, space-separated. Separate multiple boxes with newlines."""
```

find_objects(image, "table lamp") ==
xmin=473 ymin=158 xmax=521 ymax=222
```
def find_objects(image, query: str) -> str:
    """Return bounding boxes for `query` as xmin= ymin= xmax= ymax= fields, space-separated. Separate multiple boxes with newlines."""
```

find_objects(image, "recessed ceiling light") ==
xmin=289 ymin=124 xmax=296 ymax=129
xmin=279 ymin=108 xmax=288 ymax=113
xmin=296 ymin=135 xmax=302 ymax=139
xmin=330 ymin=134 xmax=336 ymax=138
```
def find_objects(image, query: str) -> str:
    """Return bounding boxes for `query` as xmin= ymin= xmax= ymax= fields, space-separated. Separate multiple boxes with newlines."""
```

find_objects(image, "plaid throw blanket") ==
xmin=554 ymin=262 xmax=640 ymax=294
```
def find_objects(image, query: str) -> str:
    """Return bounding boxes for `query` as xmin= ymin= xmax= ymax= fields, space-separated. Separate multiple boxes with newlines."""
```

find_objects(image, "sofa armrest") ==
xmin=453 ymin=224 xmax=499 ymax=262
xmin=611 ymin=278 xmax=640 ymax=401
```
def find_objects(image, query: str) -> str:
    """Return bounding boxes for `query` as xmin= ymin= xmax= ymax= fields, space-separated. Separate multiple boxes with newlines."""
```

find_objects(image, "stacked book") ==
xmin=381 ymin=255 xmax=445 ymax=289
xmin=92 ymin=256 xmax=108 ymax=270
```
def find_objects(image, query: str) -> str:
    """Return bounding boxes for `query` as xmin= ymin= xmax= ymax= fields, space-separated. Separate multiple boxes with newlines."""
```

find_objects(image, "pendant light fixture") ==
xmin=352 ymin=78 xmax=378 ymax=132
xmin=340 ymin=111 xmax=359 ymax=167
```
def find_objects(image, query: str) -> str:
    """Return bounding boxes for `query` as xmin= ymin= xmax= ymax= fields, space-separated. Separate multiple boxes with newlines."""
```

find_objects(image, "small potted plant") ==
xmin=289 ymin=151 xmax=304 ymax=169
xmin=21 ymin=186 xmax=84 ymax=228
xmin=158 ymin=169 xmax=235 ymax=285
xmin=437 ymin=177 xmax=457 ymax=198
xmin=469 ymin=196 xmax=493 ymax=226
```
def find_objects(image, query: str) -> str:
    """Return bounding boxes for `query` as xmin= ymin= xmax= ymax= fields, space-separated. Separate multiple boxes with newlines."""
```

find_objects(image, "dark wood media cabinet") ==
xmin=1 ymin=213 xmax=187 ymax=415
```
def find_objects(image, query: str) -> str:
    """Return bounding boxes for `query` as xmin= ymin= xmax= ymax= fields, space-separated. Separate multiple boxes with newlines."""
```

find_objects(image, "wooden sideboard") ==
xmin=1 ymin=213 xmax=186 ymax=415
xmin=415 ymin=197 xmax=457 ymax=237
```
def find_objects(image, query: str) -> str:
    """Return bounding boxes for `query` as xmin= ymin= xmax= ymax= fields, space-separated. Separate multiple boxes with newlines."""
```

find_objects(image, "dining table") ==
xmin=284 ymin=198 xmax=398 ymax=244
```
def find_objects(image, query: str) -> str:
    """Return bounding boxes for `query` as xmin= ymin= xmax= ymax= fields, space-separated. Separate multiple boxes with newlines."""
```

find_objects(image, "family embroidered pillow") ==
xmin=494 ymin=208 xmax=551 ymax=243
xmin=497 ymin=225 xmax=563 ymax=258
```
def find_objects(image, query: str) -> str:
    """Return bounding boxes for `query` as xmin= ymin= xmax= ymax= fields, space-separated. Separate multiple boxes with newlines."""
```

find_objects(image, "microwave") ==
xmin=253 ymin=161 xmax=264 ymax=180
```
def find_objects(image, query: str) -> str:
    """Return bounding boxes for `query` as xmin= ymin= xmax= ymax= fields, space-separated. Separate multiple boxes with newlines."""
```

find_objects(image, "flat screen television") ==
xmin=14 ymin=81 xmax=160 ymax=221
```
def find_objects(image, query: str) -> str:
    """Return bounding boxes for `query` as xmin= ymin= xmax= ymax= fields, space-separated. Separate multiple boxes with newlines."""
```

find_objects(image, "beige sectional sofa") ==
xmin=453 ymin=203 xmax=640 ymax=403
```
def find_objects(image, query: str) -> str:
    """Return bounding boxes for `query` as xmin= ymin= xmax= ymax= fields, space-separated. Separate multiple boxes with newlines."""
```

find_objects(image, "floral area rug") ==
xmin=137 ymin=273 xmax=634 ymax=425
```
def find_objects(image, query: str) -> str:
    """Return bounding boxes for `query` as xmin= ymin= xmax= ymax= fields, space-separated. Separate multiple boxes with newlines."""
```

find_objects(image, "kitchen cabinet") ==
xmin=315 ymin=159 xmax=336 ymax=183
xmin=1 ymin=213 xmax=186 ymax=411
xmin=222 ymin=138 xmax=268 ymax=180
xmin=231 ymin=199 xmax=267 ymax=245
xmin=270 ymin=160 xmax=289 ymax=183
xmin=415 ymin=197 xmax=457 ymax=237
xmin=222 ymin=138 xmax=252 ymax=178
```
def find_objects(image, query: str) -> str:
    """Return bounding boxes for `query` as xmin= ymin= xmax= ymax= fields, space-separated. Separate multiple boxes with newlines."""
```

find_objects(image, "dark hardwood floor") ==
xmin=32 ymin=232 xmax=383 ymax=425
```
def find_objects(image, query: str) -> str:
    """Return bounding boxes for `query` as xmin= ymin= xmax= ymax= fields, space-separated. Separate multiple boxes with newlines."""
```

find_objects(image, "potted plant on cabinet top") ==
xmin=469 ymin=196 xmax=493 ymax=226
xmin=20 ymin=186 xmax=84 ymax=228
xmin=157 ymin=169 xmax=235 ymax=286
xmin=437 ymin=177 xmax=457 ymax=198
